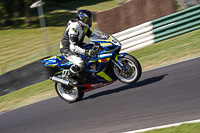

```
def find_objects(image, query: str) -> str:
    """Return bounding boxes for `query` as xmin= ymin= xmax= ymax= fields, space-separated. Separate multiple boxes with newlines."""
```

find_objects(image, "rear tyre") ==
xmin=55 ymin=83 xmax=84 ymax=103
xmin=113 ymin=54 xmax=142 ymax=84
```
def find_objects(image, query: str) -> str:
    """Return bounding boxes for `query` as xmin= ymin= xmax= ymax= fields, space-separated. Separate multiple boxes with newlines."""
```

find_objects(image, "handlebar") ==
xmin=91 ymin=43 xmax=100 ymax=58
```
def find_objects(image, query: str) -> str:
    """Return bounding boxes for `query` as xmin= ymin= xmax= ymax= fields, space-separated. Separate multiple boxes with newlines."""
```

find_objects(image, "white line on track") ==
xmin=123 ymin=119 xmax=200 ymax=133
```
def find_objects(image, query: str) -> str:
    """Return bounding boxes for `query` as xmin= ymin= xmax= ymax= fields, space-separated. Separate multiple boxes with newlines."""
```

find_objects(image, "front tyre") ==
xmin=113 ymin=54 xmax=142 ymax=84
xmin=55 ymin=83 xmax=84 ymax=103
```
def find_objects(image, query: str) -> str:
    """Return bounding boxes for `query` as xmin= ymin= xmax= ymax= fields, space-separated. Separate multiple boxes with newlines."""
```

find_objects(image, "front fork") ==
xmin=111 ymin=53 xmax=127 ymax=70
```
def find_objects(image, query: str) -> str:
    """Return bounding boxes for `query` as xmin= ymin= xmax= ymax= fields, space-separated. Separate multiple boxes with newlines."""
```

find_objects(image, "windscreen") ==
xmin=90 ymin=28 xmax=110 ymax=41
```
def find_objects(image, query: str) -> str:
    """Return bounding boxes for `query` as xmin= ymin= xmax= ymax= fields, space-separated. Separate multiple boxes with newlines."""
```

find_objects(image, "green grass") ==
xmin=141 ymin=122 xmax=200 ymax=133
xmin=0 ymin=26 xmax=64 ymax=73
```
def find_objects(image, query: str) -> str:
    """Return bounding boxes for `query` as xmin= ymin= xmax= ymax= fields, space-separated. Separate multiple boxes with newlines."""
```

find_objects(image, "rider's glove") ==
xmin=85 ymin=50 xmax=94 ymax=56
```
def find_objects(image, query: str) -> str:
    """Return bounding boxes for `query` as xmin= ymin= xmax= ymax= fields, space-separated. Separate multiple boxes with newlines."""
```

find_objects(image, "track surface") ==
xmin=1 ymin=57 xmax=200 ymax=133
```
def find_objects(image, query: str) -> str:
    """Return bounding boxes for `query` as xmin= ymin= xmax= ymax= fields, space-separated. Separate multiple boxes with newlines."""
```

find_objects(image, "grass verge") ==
xmin=139 ymin=122 xmax=200 ymax=133
xmin=0 ymin=29 xmax=200 ymax=112
xmin=0 ymin=80 xmax=55 ymax=112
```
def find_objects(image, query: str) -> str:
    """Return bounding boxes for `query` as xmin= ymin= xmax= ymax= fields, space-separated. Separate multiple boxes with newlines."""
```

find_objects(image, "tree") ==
xmin=0 ymin=2 xmax=6 ymax=27
xmin=13 ymin=0 xmax=20 ymax=26
xmin=24 ymin=0 xmax=31 ymax=26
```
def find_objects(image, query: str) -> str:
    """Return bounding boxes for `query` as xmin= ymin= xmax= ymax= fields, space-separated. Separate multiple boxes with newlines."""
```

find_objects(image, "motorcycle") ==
xmin=42 ymin=29 xmax=142 ymax=103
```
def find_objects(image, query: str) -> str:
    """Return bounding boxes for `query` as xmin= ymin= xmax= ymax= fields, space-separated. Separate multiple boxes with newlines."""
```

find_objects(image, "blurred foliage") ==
xmin=175 ymin=0 xmax=200 ymax=11
xmin=0 ymin=0 xmax=124 ymax=29
xmin=0 ymin=0 xmax=33 ymax=29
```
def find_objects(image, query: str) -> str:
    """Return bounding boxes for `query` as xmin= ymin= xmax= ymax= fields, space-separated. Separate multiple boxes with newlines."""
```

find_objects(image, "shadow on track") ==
xmin=83 ymin=74 xmax=168 ymax=100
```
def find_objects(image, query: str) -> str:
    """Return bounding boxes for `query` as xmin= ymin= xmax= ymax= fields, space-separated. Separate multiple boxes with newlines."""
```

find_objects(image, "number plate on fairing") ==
xmin=62 ymin=69 xmax=69 ymax=78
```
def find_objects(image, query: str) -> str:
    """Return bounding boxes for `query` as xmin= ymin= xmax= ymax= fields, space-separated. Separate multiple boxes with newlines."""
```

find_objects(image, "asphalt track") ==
xmin=0 ymin=57 xmax=200 ymax=133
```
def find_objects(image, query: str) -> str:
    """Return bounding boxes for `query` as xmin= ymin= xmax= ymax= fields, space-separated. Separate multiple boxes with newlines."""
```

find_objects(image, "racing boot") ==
xmin=67 ymin=70 xmax=78 ymax=85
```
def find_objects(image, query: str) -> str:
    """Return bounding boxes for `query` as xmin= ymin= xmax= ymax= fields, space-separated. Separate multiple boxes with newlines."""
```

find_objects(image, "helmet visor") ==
xmin=85 ymin=17 xmax=92 ymax=28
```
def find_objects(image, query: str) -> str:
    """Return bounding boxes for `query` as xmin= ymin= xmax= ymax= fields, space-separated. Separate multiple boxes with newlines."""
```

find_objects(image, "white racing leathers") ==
xmin=60 ymin=19 xmax=92 ymax=74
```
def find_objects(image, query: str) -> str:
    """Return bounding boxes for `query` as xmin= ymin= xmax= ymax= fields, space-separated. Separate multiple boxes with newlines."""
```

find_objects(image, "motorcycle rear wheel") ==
xmin=55 ymin=83 xmax=84 ymax=103
xmin=113 ymin=54 xmax=142 ymax=84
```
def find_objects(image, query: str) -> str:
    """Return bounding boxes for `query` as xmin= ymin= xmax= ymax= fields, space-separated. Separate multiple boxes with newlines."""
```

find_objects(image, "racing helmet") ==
xmin=76 ymin=9 xmax=93 ymax=28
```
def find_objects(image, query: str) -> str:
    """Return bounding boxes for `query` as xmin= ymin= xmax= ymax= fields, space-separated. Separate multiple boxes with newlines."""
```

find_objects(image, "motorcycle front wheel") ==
xmin=55 ymin=83 xmax=84 ymax=103
xmin=113 ymin=54 xmax=142 ymax=84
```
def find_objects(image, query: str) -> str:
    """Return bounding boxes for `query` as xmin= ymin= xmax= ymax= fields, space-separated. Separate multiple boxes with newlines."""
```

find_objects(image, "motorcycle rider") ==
xmin=60 ymin=9 xmax=93 ymax=85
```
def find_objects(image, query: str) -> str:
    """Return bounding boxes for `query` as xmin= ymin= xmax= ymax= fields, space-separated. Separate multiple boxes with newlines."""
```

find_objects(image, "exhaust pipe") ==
xmin=50 ymin=76 xmax=84 ymax=87
xmin=50 ymin=76 xmax=69 ymax=86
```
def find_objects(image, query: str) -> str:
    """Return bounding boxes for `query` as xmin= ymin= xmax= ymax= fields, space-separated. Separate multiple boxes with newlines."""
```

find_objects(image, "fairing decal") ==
xmin=96 ymin=71 xmax=112 ymax=82
xmin=82 ymin=80 xmax=116 ymax=92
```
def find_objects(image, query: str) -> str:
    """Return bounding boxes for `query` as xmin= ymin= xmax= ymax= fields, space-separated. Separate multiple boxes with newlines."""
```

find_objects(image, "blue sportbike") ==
xmin=42 ymin=29 xmax=142 ymax=102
